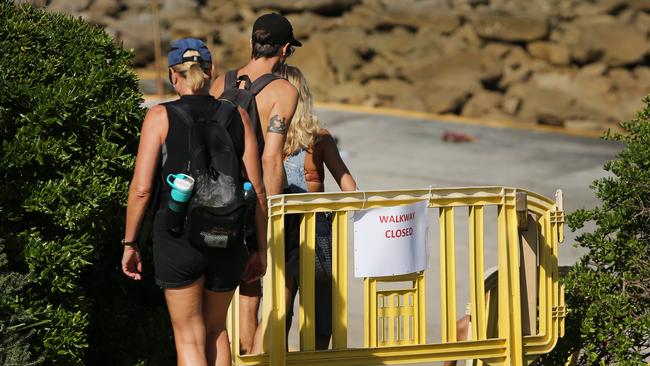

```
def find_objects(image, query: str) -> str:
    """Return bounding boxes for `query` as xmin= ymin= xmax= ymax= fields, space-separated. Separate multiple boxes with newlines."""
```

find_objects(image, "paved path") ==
xmin=144 ymin=98 xmax=622 ymax=362
xmin=286 ymin=106 xmax=622 ymax=360
xmin=316 ymin=106 xmax=621 ymax=264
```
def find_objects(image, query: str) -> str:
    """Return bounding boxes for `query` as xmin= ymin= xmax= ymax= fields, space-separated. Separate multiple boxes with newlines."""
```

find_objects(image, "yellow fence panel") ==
xmin=230 ymin=186 xmax=566 ymax=366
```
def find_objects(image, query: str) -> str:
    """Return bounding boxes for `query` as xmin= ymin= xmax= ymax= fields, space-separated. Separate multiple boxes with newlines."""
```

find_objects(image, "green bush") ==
xmin=0 ymin=240 xmax=42 ymax=366
xmin=0 ymin=2 xmax=174 ymax=365
xmin=540 ymin=97 xmax=650 ymax=365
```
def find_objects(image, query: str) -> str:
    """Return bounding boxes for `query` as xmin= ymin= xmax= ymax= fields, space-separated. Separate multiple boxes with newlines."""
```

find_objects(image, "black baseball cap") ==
xmin=252 ymin=13 xmax=302 ymax=47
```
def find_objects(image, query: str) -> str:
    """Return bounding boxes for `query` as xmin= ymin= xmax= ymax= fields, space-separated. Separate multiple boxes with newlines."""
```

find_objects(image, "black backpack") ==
xmin=219 ymin=70 xmax=282 ymax=154
xmin=166 ymin=100 xmax=248 ymax=249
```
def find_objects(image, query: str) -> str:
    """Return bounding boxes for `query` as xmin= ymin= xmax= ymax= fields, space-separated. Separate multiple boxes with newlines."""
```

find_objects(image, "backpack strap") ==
xmin=213 ymin=98 xmax=246 ymax=160
xmin=225 ymin=69 xmax=256 ymax=91
xmin=166 ymin=103 xmax=194 ymax=126
xmin=250 ymin=73 xmax=283 ymax=95
xmin=237 ymin=75 xmax=253 ymax=90
xmin=211 ymin=98 xmax=238 ymax=129
xmin=166 ymin=103 xmax=195 ymax=172
xmin=224 ymin=70 xmax=239 ymax=91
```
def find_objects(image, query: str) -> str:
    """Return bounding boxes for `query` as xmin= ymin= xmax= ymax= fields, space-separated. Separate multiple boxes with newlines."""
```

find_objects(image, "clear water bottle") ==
xmin=242 ymin=182 xmax=256 ymax=237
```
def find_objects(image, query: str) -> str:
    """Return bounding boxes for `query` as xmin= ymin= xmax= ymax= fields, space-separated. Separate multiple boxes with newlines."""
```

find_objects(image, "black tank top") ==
xmin=158 ymin=95 xmax=245 ymax=196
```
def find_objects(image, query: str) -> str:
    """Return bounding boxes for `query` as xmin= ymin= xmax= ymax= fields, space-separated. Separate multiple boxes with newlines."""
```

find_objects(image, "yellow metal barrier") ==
xmin=229 ymin=186 xmax=566 ymax=366
xmin=364 ymin=272 xmax=426 ymax=347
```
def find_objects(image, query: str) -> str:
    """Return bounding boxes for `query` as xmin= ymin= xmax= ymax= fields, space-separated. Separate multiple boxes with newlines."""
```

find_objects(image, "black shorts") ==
xmin=152 ymin=209 xmax=248 ymax=292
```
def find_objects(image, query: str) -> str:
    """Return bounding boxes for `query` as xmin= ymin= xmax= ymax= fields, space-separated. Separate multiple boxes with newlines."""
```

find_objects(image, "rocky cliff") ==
xmin=38 ymin=0 xmax=650 ymax=131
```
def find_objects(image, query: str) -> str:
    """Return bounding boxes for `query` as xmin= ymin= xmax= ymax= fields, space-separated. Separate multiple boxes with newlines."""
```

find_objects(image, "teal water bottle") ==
xmin=242 ymin=182 xmax=256 ymax=237
xmin=166 ymin=173 xmax=195 ymax=235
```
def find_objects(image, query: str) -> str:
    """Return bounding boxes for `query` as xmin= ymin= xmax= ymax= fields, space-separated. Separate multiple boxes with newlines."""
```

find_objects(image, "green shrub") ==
xmin=0 ymin=2 xmax=174 ymax=365
xmin=0 ymin=240 xmax=42 ymax=366
xmin=540 ymin=97 xmax=650 ymax=365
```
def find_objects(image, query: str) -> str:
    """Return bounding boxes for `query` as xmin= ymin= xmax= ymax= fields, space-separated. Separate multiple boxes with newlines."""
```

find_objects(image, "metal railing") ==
xmin=228 ymin=186 xmax=566 ymax=366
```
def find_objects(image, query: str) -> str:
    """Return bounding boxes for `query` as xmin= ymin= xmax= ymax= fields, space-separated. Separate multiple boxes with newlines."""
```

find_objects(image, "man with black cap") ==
xmin=210 ymin=12 xmax=301 ymax=355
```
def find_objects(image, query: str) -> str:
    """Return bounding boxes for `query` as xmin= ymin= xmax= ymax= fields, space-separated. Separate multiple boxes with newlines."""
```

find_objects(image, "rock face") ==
xmin=48 ymin=0 xmax=90 ymax=14
xmin=560 ymin=16 xmax=649 ymax=66
xmin=39 ymin=0 xmax=650 ymax=132
xmin=471 ymin=10 xmax=549 ymax=42
xmin=527 ymin=42 xmax=571 ymax=65
xmin=249 ymin=0 xmax=360 ymax=13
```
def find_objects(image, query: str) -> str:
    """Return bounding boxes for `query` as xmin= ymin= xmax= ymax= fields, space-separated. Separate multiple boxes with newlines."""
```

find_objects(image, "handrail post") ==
xmin=299 ymin=212 xmax=316 ymax=351
xmin=507 ymin=204 xmax=525 ymax=365
xmin=264 ymin=214 xmax=287 ymax=366
xmin=519 ymin=213 xmax=538 ymax=336
xmin=439 ymin=207 xmax=457 ymax=342
xmin=469 ymin=206 xmax=486 ymax=341
xmin=498 ymin=202 xmax=524 ymax=365
xmin=332 ymin=211 xmax=349 ymax=349
xmin=416 ymin=273 xmax=426 ymax=344
xmin=516 ymin=192 xmax=528 ymax=230
xmin=516 ymin=192 xmax=538 ymax=336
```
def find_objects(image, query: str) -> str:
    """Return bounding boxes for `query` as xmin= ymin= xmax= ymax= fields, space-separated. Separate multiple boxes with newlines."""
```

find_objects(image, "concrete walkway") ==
xmin=302 ymin=106 xmax=622 ymax=360
xmin=143 ymin=97 xmax=623 ymax=361
xmin=316 ymin=106 xmax=621 ymax=264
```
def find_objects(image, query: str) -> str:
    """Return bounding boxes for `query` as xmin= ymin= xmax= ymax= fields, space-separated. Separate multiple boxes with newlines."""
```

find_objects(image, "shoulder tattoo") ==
xmin=267 ymin=114 xmax=287 ymax=135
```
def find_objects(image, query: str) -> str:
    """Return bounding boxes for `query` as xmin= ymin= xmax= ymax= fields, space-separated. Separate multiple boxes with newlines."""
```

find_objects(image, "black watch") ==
xmin=121 ymin=239 xmax=138 ymax=248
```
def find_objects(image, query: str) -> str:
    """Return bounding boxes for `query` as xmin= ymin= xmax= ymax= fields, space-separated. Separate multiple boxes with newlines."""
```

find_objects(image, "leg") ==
xmin=314 ymin=278 xmax=332 ymax=350
xmin=316 ymin=334 xmax=331 ymax=350
xmin=238 ymin=280 xmax=261 ymax=355
xmin=164 ymin=276 xmax=208 ymax=366
xmin=315 ymin=212 xmax=333 ymax=350
xmin=442 ymin=315 xmax=471 ymax=366
xmin=280 ymin=213 xmax=301 ymax=350
xmin=249 ymin=276 xmax=297 ymax=354
xmin=250 ymin=314 xmax=265 ymax=355
xmin=204 ymin=289 xmax=236 ymax=366
xmin=456 ymin=315 xmax=470 ymax=341
xmin=285 ymin=276 xmax=299 ymax=331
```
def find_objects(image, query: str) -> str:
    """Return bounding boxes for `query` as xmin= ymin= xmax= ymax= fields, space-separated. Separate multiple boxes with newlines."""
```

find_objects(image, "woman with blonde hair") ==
xmin=277 ymin=64 xmax=356 ymax=349
xmin=121 ymin=38 xmax=267 ymax=366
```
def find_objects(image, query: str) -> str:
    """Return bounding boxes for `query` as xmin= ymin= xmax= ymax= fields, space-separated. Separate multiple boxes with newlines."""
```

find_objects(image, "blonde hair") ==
xmin=276 ymin=64 xmax=323 ymax=157
xmin=171 ymin=50 xmax=211 ymax=92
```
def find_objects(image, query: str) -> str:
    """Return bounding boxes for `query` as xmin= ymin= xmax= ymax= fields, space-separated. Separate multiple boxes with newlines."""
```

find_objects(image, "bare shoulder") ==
xmin=317 ymin=129 xmax=337 ymax=151
xmin=267 ymin=78 xmax=298 ymax=100
xmin=273 ymin=78 xmax=297 ymax=92
xmin=141 ymin=104 xmax=168 ymax=142
xmin=256 ymin=78 xmax=298 ymax=125
xmin=210 ymin=74 xmax=226 ymax=97
xmin=319 ymin=129 xmax=335 ymax=143
xmin=146 ymin=104 xmax=167 ymax=122
xmin=237 ymin=105 xmax=251 ymax=122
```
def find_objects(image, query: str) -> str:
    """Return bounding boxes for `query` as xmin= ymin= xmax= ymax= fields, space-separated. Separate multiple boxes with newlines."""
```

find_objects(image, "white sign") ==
xmin=353 ymin=201 xmax=429 ymax=278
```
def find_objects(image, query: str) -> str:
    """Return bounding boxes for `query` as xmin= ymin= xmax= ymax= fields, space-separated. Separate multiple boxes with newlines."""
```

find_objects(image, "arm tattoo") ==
xmin=267 ymin=114 xmax=287 ymax=135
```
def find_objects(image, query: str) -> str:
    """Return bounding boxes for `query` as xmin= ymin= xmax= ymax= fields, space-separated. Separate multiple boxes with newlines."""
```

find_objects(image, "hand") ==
xmin=242 ymin=250 xmax=267 ymax=283
xmin=121 ymin=245 xmax=142 ymax=280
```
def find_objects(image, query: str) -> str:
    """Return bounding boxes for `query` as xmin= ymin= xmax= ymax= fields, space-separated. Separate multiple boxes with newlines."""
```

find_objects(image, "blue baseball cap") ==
xmin=168 ymin=38 xmax=212 ymax=67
